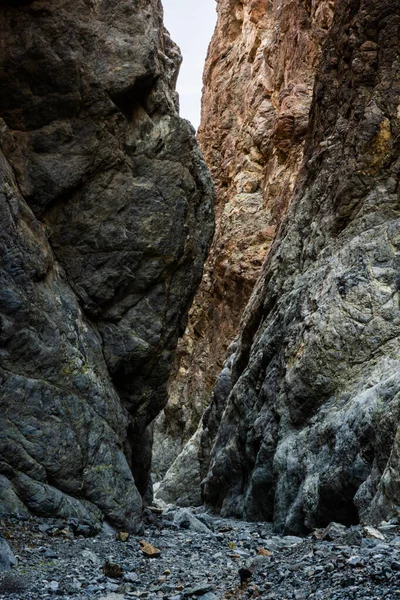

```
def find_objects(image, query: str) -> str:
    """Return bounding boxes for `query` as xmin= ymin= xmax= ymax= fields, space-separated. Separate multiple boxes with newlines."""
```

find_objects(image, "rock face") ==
xmin=153 ymin=0 xmax=335 ymax=481
xmin=0 ymin=0 xmax=214 ymax=531
xmin=157 ymin=0 xmax=400 ymax=533
xmin=201 ymin=0 xmax=400 ymax=532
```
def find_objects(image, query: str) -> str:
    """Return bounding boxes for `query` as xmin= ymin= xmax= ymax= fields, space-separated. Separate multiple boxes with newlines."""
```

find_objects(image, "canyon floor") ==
xmin=1 ymin=509 xmax=400 ymax=600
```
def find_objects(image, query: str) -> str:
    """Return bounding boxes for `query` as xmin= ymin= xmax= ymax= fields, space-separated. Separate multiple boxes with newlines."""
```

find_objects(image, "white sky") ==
xmin=162 ymin=0 xmax=217 ymax=130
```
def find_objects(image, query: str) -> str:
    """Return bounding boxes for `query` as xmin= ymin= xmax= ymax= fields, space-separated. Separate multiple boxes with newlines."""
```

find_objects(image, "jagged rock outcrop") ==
xmin=153 ymin=0 xmax=335 ymax=481
xmin=200 ymin=0 xmax=400 ymax=532
xmin=0 ymin=0 xmax=214 ymax=531
xmin=157 ymin=0 xmax=400 ymax=534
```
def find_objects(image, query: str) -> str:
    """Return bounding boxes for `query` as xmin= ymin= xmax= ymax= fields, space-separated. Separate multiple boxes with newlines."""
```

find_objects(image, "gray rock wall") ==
xmin=0 ymin=0 xmax=214 ymax=531
xmin=158 ymin=0 xmax=400 ymax=534
xmin=202 ymin=0 xmax=400 ymax=533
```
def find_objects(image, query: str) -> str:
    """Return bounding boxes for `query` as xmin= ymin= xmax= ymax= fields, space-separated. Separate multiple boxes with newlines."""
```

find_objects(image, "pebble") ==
xmin=182 ymin=582 xmax=213 ymax=597
xmin=48 ymin=580 xmax=59 ymax=592
xmin=347 ymin=555 xmax=364 ymax=567
xmin=44 ymin=548 xmax=58 ymax=559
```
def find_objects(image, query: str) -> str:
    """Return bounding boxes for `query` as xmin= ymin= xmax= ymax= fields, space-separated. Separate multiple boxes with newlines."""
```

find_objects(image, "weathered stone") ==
xmin=139 ymin=540 xmax=161 ymax=558
xmin=200 ymin=0 xmax=400 ymax=534
xmin=0 ymin=0 xmax=214 ymax=531
xmin=103 ymin=561 xmax=123 ymax=579
xmin=182 ymin=583 xmax=213 ymax=597
xmin=155 ymin=428 xmax=203 ymax=507
xmin=364 ymin=526 xmax=386 ymax=541
xmin=0 ymin=538 xmax=16 ymax=573
xmin=167 ymin=508 xmax=213 ymax=534
xmin=154 ymin=0 xmax=335 ymax=491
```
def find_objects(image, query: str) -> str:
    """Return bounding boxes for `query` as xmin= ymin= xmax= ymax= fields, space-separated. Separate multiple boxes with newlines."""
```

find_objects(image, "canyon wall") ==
xmin=0 ymin=0 xmax=214 ymax=532
xmin=157 ymin=0 xmax=400 ymax=534
xmin=200 ymin=0 xmax=400 ymax=532
xmin=153 ymin=0 xmax=335 ymax=482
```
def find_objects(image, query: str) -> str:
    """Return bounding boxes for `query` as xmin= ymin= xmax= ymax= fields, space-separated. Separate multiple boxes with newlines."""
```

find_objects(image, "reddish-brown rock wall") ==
xmin=153 ymin=0 xmax=335 ymax=481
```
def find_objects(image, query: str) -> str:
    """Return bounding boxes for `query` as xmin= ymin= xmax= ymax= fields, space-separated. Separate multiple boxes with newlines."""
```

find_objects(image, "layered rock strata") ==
xmin=0 ymin=0 xmax=214 ymax=531
xmin=201 ymin=0 xmax=400 ymax=532
xmin=153 ymin=0 xmax=335 ymax=481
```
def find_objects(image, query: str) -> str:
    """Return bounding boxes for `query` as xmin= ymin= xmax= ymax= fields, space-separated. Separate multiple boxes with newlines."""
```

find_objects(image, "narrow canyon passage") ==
xmin=0 ymin=0 xmax=400 ymax=599
xmin=156 ymin=0 xmax=400 ymax=539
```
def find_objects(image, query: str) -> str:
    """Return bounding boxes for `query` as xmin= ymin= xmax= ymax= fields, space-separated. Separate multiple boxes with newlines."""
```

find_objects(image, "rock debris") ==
xmin=2 ymin=509 xmax=400 ymax=599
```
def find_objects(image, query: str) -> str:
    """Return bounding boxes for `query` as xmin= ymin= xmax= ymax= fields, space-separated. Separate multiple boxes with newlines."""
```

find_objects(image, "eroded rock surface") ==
xmin=153 ymin=0 xmax=335 ymax=481
xmin=201 ymin=0 xmax=400 ymax=532
xmin=0 ymin=0 xmax=214 ymax=531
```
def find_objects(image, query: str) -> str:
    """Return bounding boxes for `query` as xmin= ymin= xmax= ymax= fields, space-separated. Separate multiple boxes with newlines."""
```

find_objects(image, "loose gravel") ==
xmin=1 ymin=508 xmax=400 ymax=599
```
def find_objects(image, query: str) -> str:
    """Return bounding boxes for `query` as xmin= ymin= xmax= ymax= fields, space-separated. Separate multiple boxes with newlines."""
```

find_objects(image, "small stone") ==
xmin=364 ymin=526 xmax=386 ymax=541
xmin=74 ymin=523 xmax=93 ymax=537
xmin=81 ymin=549 xmax=100 ymax=565
xmin=48 ymin=581 xmax=59 ymax=592
xmin=183 ymin=583 xmax=213 ymax=597
xmin=86 ymin=585 xmax=102 ymax=593
xmin=0 ymin=537 xmax=16 ymax=572
xmin=326 ymin=523 xmax=346 ymax=540
xmin=347 ymin=556 xmax=364 ymax=568
xmin=44 ymin=548 xmax=58 ymax=559
xmin=139 ymin=540 xmax=161 ymax=558
xmin=103 ymin=561 xmax=124 ymax=579
xmin=123 ymin=572 xmax=138 ymax=583
xmin=145 ymin=506 xmax=163 ymax=515
xmin=257 ymin=547 xmax=272 ymax=556
xmin=60 ymin=528 xmax=72 ymax=536
xmin=116 ymin=532 xmax=130 ymax=542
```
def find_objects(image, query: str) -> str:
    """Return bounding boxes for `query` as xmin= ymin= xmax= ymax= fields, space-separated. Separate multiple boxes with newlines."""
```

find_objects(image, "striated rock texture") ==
xmin=200 ymin=0 xmax=400 ymax=533
xmin=0 ymin=0 xmax=214 ymax=531
xmin=154 ymin=0 xmax=335 ymax=489
xmin=153 ymin=0 xmax=335 ymax=481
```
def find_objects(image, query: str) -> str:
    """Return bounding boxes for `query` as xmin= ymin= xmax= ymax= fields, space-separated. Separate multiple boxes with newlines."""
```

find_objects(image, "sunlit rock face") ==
xmin=200 ymin=0 xmax=400 ymax=532
xmin=154 ymin=0 xmax=334 ymax=489
xmin=0 ymin=0 xmax=214 ymax=531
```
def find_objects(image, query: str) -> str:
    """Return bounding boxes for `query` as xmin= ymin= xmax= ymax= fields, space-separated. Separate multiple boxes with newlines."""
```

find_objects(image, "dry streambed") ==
xmin=1 ymin=508 xmax=400 ymax=600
